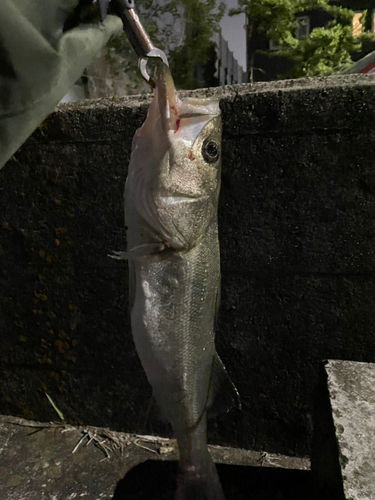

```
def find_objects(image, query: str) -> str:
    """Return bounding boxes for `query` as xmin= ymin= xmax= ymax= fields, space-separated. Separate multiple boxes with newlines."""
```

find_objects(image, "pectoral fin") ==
xmin=207 ymin=352 xmax=241 ymax=418
xmin=109 ymin=243 xmax=166 ymax=260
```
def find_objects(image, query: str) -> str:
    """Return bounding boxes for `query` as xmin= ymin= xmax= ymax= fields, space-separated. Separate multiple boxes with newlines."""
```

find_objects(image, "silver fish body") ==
xmin=124 ymin=64 xmax=236 ymax=500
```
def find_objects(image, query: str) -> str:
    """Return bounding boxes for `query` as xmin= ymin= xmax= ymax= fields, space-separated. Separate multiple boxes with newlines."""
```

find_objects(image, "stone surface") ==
xmin=312 ymin=360 xmax=375 ymax=500
xmin=311 ymin=362 xmax=345 ymax=500
xmin=0 ymin=415 xmax=311 ymax=500
xmin=1 ymin=74 xmax=375 ymax=457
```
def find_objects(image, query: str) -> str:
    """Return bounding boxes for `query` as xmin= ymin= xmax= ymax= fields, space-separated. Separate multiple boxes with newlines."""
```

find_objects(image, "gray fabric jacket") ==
xmin=0 ymin=0 xmax=122 ymax=169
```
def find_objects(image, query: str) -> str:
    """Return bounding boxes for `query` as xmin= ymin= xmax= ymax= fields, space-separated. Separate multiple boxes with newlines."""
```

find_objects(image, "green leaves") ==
xmin=230 ymin=0 xmax=375 ymax=79
xmin=169 ymin=0 xmax=225 ymax=89
xmin=279 ymin=25 xmax=355 ymax=77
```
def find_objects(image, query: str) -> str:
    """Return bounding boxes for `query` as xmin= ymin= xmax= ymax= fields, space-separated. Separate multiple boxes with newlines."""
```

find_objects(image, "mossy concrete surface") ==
xmin=312 ymin=360 xmax=375 ymax=500
xmin=1 ymin=74 xmax=375 ymax=458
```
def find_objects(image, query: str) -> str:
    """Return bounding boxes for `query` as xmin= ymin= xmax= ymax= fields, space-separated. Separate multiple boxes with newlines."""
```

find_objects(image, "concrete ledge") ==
xmin=312 ymin=360 xmax=375 ymax=500
xmin=1 ymin=74 xmax=375 ymax=457
xmin=0 ymin=415 xmax=310 ymax=499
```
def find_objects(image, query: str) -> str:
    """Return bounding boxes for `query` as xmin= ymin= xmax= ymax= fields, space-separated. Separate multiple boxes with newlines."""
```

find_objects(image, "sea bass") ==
xmin=123 ymin=63 xmax=238 ymax=500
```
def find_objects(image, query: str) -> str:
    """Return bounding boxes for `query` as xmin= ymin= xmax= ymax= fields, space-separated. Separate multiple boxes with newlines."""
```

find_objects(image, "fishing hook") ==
xmin=96 ymin=0 xmax=169 ymax=87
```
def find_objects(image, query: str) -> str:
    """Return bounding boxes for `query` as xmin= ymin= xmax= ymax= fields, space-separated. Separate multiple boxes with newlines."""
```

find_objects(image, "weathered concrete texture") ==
xmin=1 ymin=74 xmax=375 ymax=457
xmin=0 ymin=415 xmax=311 ymax=500
xmin=311 ymin=362 xmax=346 ymax=500
xmin=312 ymin=360 xmax=375 ymax=500
xmin=0 ymin=417 xmax=131 ymax=500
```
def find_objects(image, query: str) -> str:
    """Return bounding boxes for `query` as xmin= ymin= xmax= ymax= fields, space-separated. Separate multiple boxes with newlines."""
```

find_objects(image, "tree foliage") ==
xmin=230 ymin=0 xmax=375 ymax=78
xmin=106 ymin=0 xmax=224 ymax=91
xmin=168 ymin=0 xmax=225 ymax=89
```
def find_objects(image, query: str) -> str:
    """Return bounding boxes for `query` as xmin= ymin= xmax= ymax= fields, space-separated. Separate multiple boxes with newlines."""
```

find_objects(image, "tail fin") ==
xmin=175 ymin=457 xmax=225 ymax=500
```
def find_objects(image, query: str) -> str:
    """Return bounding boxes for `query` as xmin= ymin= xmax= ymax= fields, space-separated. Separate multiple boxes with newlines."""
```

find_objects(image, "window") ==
xmin=352 ymin=11 xmax=363 ymax=37
xmin=269 ymin=39 xmax=280 ymax=51
xmin=269 ymin=14 xmax=309 ymax=50
xmin=295 ymin=15 xmax=310 ymax=39
xmin=353 ymin=10 xmax=375 ymax=35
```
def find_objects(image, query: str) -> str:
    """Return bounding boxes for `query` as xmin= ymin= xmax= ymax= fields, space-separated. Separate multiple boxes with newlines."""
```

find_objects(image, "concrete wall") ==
xmin=1 ymin=74 xmax=375 ymax=458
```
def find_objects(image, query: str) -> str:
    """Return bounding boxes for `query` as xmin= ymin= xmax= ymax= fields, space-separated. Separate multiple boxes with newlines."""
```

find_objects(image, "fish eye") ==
xmin=202 ymin=138 xmax=220 ymax=163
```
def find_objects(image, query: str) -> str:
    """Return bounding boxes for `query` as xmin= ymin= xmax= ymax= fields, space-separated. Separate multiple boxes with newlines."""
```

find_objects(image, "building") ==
xmin=214 ymin=31 xmax=247 ymax=86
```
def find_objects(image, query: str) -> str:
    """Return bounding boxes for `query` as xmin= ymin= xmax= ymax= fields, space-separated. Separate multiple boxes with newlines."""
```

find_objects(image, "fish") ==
xmin=119 ymin=63 xmax=239 ymax=500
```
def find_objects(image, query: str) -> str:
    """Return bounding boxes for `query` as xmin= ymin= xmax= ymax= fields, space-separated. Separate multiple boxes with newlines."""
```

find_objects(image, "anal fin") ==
xmin=207 ymin=352 xmax=241 ymax=418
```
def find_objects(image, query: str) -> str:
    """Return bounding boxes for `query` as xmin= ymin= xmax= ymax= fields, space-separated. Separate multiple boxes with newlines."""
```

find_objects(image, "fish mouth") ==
xmin=154 ymin=63 xmax=220 ymax=136
xmin=154 ymin=63 xmax=180 ymax=132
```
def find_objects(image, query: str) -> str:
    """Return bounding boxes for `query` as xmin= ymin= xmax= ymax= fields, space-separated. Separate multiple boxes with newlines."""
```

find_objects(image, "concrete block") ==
xmin=312 ymin=360 xmax=375 ymax=499
xmin=0 ymin=415 xmax=311 ymax=500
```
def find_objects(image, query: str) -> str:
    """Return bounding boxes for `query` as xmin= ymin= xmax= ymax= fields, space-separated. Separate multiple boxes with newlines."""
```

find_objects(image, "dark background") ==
xmin=1 ymin=73 xmax=375 ymax=458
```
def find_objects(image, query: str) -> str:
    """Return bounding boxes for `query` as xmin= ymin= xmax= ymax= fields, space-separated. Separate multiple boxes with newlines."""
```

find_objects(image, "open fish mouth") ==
xmin=153 ymin=63 xmax=181 ymax=134
xmin=154 ymin=63 xmax=220 ymax=141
